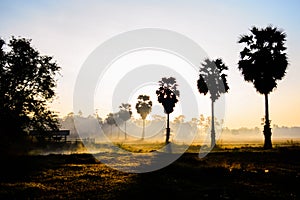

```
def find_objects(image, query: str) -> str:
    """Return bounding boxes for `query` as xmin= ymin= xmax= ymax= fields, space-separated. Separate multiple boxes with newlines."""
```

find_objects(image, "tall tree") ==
xmin=197 ymin=58 xmax=229 ymax=148
xmin=135 ymin=95 xmax=152 ymax=140
xmin=105 ymin=113 xmax=116 ymax=135
xmin=0 ymin=37 xmax=61 ymax=155
xmin=156 ymin=77 xmax=180 ymax=144
xmin=118 ymin=103 xmax=132 ymax=140
xmin=238 ymin=25 xmax=288 ymax=149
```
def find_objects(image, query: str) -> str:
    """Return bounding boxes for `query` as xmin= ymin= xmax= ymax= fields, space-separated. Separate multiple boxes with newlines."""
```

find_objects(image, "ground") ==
xmin=0 ymin=145 xmax=299 ymax=199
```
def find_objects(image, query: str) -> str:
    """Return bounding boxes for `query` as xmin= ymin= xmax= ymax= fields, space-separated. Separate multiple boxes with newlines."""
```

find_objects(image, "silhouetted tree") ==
xmin=78 ymin=110 xmax=83 ymax=117
xmin=197 ymin=58 xmax=229 ymax=148
xmin=0 ymin=37 xmax=61 ymax=155
xmin=105 ymin=113 xmax=116 ymax=135
xmin=190 ymin=117 xmax=199 ymax=126
xmin=238 ymin=25 xmax=288 ymax=149
xmin=173 ymin=115 xmax=185 ymax=124
xmin=118 ymin=103 xmax=132 ymax=140
xmin=61 ymin=112 xmax=78 ymax=139
xmin=135 ymin=95 xmax=152 ymax=140
xmin=156 ymin=77 xmax=180 ymax=144
xmin=95 ymin=109 xmax=103 ymax=125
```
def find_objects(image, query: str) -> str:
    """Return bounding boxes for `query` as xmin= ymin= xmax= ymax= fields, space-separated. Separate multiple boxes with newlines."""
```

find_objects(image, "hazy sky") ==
xmin=1 ymin=0 xmax=299 ymax=129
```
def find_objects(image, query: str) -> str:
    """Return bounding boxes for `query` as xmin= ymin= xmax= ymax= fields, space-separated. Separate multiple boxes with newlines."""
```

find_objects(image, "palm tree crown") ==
xmin=238 ymin=25 xmax=288 ymax=94
xmin=106 ymin=113 xmax=115 ymax=125
xmin=135 ymin=95 xmax=152 ymax=120
xmin=118 ymin=103 xmax=132 ymax=122
xmin=197 ymin=58 xmax=229 ymax=102
xmin=156 ymin=77 xmax=180 ymax=114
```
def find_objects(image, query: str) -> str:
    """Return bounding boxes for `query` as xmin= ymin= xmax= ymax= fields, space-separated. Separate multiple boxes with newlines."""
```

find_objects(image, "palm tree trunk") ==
xmin=263 ymin=93 xmax=272 ymax=149
xmin=211 ymin=100 xmax=216 ymax=148
xmin=142 ymin=119 xmax=145 ymax=140
xmin=166 ymin=113 xmax=170 ymax=144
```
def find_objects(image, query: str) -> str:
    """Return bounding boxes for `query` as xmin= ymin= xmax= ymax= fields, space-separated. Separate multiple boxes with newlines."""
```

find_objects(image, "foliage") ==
xmin=173 ymin=115 xmax=185 ymax=124
xmin=135 ymin=95 xmax=152 ymax=120
xmin=118 ymin=103 xmax=132 ymax=122
xmin=105 ymin=113 xmax=116 ymax=126
xmin=0 ymin=37 xmax=61 ymax=154
xmin=197 ymin=58 xmax=229 ymax=102
xmin=238 ymin=25 xmax=288 ymax=95
xmin=156 ymin=77 xmax=180 ymax=114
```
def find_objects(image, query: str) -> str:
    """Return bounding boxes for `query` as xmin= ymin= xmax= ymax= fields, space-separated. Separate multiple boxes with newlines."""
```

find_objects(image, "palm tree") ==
xmin=238 ymin=25 xmax=288 ymax=149
xmin=197 ymin=58 xmax=229 ymax=148
xmin=106 ymin=113 xmax=116 ymax=135
xmin=118 ymin=103 xmax=132 ymax=140
xmin=95 ymin=109 xmax=103 ymax=125
xmin=156 ymin=77 xmax=180 ymax=144
xmin=135 ymin=95 xmax=152 ymax=140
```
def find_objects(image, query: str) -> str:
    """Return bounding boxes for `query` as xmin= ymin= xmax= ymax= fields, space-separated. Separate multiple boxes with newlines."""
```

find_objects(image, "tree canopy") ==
xmin=0 ymin=37 xmax=61 ymax=154
xmin=156 ymin=77 xmax=180 ymax=114
xmin=118 ymin=103 xmax=132 ymax=122
xmin=135 ymin=95 xmax=152 ymax=120
xmin=105 ymin=113 xmax=116 ymax=126
xmin=197 ymin=58 xmax=229 ymax=102
xmin=238 ymin=26 xmax=288 ymax=95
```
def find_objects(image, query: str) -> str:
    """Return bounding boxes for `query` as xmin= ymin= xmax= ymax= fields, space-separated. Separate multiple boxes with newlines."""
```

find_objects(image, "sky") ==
xmin=0 ymin=0 xmax=299 ymax=129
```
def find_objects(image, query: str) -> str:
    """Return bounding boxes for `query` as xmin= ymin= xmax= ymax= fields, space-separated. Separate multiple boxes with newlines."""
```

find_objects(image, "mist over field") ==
xmin=1 ymin=1 xmax=300 ymax=199
xmin=59 ymin=114 xmax=300 ymax=145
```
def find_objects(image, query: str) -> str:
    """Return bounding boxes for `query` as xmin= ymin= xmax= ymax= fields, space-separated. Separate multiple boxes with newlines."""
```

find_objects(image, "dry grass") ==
xmin=1 ymin=145 xmax=300 ymax=199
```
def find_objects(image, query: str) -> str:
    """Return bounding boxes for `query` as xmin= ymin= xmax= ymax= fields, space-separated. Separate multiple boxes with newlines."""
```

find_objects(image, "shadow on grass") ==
xmin=1 ymin=146 xmax=300 ymax=199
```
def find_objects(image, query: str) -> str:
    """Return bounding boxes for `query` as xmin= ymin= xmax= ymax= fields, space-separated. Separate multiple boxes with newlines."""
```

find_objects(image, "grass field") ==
xmin=1 ymin=144 xmax=299 ymax=199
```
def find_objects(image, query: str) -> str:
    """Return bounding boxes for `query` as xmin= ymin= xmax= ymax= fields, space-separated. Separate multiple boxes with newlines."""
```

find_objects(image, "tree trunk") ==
xmin=211 ymin=100 xmax=216 ymax=148
xmin=142 ymin=119 xmax=145 ymax=140
xmin=263 ymin=93 xmax=272 ymax=149
xmin=166 ymin=113 xmax=170 ymax=144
